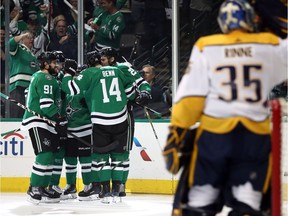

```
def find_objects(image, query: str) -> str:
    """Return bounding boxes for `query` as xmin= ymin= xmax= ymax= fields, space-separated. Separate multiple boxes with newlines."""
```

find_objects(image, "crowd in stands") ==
xmin=0 ymin=0 xmax=173 ymax=119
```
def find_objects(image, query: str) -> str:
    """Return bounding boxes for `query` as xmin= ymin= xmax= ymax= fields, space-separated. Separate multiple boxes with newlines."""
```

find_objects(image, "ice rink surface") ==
xmin=0 ymin=193 xmax=174 ymax=216
xmin=0 ymin=192 xmax=236 ymax=216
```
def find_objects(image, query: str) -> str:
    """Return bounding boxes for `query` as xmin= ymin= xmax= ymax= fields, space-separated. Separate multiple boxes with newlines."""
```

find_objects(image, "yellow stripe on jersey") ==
xmin=171 ymin=97 xmax=205 ymax=128
xmin=195 ymin=30 xmax=280 ymax=52
xmin=200 ymin=115 xmax=271 ymax=135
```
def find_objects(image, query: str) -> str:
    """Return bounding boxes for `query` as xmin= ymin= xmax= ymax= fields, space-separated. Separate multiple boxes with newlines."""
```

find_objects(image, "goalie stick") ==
xmin=0 ymin=92 xmax=118 ymax=152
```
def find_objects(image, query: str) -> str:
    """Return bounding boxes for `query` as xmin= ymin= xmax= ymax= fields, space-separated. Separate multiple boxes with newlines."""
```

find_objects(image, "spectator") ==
xmin=142 ymin=64 xmax=163 ymax=103
xmin=92 ymin=0 xmax=127 ymax=18
xmin=8 ymin=2 xmax=28 ymax=36
xmin=139 ymin=64 xmax=170 ymax=118
xmin=55 ymin=0 xmax=95 ymax=26
xmin=7 ymin=3 xmax=51 ymax=57
xmin=47 ymin=15 xmax=78 ymax=60
xmin=9 ymin=31 xmax=39 ymax=118
xmin=20 ymin=0 xmax=49 ymax=26
xmin=89 ymin=0 xmax=126 ymax=52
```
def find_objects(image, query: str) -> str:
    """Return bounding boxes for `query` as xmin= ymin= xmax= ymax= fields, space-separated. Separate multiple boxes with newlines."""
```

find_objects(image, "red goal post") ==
xmin=271 ymin=98 xmax=288 ymax=216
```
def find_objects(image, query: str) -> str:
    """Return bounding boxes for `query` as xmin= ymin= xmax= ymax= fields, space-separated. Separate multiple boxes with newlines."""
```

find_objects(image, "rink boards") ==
xmin=0 ymin=119 xmax=179 ymax=194
xmin=1 ymin=119 xmax=287 ymax=201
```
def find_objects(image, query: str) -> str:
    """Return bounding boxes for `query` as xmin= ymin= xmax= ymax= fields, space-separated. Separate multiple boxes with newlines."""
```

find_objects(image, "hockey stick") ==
xmin=133 ymin=102 xmax=162 ymax=118
xmin=144 ymin=107 xmax=162 ymax=151
xmin=0 ymin=92 xmax=88 ymax=145
xmin=1 ymin=128 xmax=20 ymax=137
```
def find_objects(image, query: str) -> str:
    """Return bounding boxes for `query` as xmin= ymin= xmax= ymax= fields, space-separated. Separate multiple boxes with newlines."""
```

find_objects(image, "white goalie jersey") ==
xmin=175 ymin=31 xmax=287 ymax=122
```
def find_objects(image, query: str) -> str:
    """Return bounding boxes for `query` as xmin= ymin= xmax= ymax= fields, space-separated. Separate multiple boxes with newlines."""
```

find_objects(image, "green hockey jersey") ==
xmin=9 ymin=37 xmax=39 ymax=92
xmin=61 ymin=66 xmax=136 ymax=125
xmin=21 ymin=71 xmax=61 ymax=133
xmin=63 ymin=93 xmax=92 ymax=138
xmin=117 ymin=62 xmax=151 ymax=93
xmin=95 ymin=10 xmax=125 ymax=50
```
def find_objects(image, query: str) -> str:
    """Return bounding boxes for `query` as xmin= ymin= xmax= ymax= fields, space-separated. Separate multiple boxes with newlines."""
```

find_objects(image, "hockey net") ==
xmin=271 ymin=98 xmax=288 ymax=216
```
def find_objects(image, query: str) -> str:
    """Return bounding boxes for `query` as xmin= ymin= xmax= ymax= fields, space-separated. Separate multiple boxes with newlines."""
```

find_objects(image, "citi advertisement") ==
xmin=1 ymin=132 xmax=25 ymax=156
xmin=0 ymin=121 xmax=175 ymax=180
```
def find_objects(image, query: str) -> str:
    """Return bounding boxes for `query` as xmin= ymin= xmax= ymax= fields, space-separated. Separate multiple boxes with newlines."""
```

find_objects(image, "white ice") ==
xmin=0 ymin=193 xmax=173 ymax=216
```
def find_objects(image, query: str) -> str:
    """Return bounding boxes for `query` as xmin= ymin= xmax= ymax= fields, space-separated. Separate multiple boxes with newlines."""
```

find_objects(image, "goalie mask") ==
xmin=217 ymin=0 xmax=256 ymax=34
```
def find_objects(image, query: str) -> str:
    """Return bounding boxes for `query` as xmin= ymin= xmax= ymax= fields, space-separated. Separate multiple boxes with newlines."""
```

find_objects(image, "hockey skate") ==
xmin=48 ymin=185 xmax=63 ymax=196
xmin=78 ymin=183 xmax=102 ymax=201
xmin=100 ymin=182 xmax=112 ymax=204
xmin=118 ymin=183 xmax=126 ymax=202
xmin=40 ymin=187 xmax=61 ymax=203
xmin=61 ymin=184 xmax=77 ymax=200
xmin=111 ymin=181 xmax=122 ymax=203
xmin=27 ymin=186 xmax=42 ymax=205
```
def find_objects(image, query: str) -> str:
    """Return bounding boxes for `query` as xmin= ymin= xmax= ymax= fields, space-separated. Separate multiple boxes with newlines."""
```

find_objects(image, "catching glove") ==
xmin=136 ymin=91 xmax=152 ymax=106
xmin=54 ymin=115 xmax=68 ymax=139
xmin=162 ymin=126 xmax=196 ymax=174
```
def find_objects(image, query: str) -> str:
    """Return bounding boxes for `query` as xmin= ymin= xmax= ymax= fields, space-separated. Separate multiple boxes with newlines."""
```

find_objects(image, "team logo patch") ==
xmin=43 ymin=138 xmax=51 ymax=147
xmin=116 ymin=16 xmax=122 ymax=22
xmin=45 ymin=75 xmax=52 ymax=80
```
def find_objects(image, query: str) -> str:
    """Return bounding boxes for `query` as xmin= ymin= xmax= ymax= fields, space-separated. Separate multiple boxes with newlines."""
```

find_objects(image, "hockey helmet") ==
xmin=37 ymin=51 xmax=57 ymax=69
xmin=217 ymin=0 xmax=256 ymax=34
xmin=52 ymin=50 xmax=65 ymax=63
xmin=64 ymin=59 xmax=77 ymax=76
xmin=100 ymin=47 xmax=118 ymax=59
xmin=85 ymin=50 xmax=101 ymax=67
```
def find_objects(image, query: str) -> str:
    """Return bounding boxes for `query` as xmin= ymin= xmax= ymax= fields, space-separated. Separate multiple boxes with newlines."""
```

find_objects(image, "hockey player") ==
xmin=163 ymin=0 xmax=287 ymax=215
xmin=21 ymin=51 xmax=68 ymax=204
xmin=61 ymin=56 xmax=136 ymax=202
xmin=47 ymin=50 xmax=68 ymax=198
xmin=62 ymin=53 xmax=102 ymax=201
xmin=48 ymin=52 xmax=101 ymax=200
xmin=100 ymin=47 xmax=151 ymax=197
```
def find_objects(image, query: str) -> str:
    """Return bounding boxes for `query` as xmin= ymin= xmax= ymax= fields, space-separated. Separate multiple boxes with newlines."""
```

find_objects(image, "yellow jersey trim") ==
xmin=196 ymin=30 xmax=280 ymax=52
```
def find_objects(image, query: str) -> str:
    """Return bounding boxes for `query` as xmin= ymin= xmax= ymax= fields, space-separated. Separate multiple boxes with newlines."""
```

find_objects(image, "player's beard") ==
xmin=48 ymin=66 xmax=57 ymax=76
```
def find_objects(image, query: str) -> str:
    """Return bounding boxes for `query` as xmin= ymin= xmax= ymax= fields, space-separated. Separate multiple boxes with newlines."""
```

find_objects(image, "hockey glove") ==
xmin=54 ymin=115 xmax=68 ymax=139
xmin=136 ymin=91 xmax=152 ymax=106
xmin=63 ymin=59 xmax=77 ymax=76
xmin=162 ymin=126 xmax=196 ymax=174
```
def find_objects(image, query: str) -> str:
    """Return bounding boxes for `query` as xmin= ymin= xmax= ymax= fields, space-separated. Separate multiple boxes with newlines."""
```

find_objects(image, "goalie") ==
xmin=162 ymin=0 xmax=287 ymax=215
